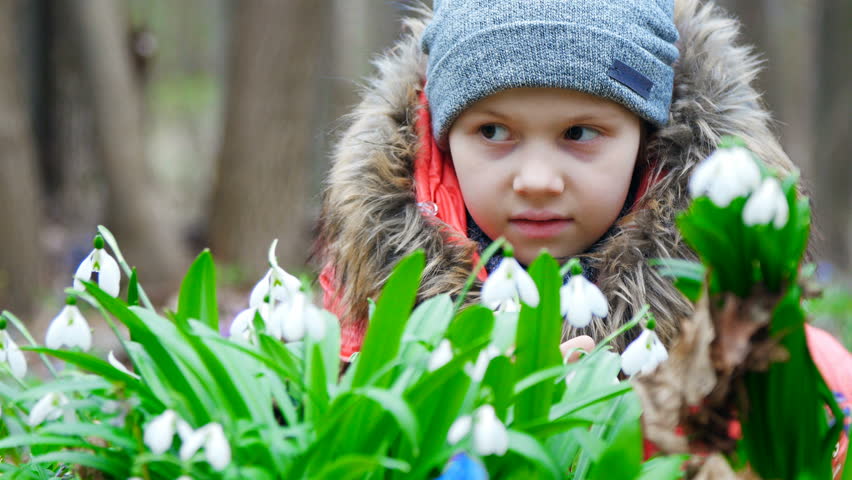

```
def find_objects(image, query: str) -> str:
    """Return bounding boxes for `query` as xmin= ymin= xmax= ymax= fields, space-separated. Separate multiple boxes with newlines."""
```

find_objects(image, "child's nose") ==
xmin=512 ymin=157 xmax=565 ymax=196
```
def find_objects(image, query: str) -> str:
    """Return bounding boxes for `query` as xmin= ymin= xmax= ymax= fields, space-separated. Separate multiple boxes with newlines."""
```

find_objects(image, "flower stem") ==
xmin=97 ymin=225 xmax=155 ymax=311
xmin=590 ymin=304 xmax=650 ymax=354
xmin=453 ymin=237 xmax=507 ymax=312
xmin=2 ymin=310 xmax=59 ymax=378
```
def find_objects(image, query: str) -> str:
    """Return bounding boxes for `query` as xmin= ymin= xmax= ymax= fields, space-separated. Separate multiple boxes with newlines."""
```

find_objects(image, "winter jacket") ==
xmin=316 ymin=0 xmax=851 ymax=472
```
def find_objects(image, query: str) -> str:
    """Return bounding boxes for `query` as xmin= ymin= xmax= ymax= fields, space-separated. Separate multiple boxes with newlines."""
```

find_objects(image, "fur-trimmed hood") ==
xmin=316 ymin=0 xmax=797 ymax=349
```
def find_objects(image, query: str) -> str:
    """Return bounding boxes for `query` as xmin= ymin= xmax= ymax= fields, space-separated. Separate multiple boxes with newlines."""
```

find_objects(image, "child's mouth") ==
xmin=509 ymin=218 xmax=572 ymax=239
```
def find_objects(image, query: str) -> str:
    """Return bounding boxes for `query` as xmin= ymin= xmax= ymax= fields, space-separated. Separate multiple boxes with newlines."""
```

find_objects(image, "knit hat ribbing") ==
xmin=422 ymin=0 xmax=680 ymax=141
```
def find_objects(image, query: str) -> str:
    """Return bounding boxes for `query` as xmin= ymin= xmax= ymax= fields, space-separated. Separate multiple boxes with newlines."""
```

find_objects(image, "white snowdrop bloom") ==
xmin=144 ymin=409 xmax=180 ymax=454
xmin=1 ymin=330 xmax=27 ymax=379
xmin=108 ymin=350 xmax=139 ymax=379
xmin=72 ymin=235 xmax=120 ymax=297
xmin=473 ymin=405 xmax=509 ymax=456
xmin=447 ymin=414 xmax=472 ymax=445
xmin=481 ymin=256 xmax=539 ymax=310
xmin=248 ymin=240 xmax=303 ymax=308
xmin=428 ymin=339 xmax=453 ymax=371
xmin=28 ymin=392 xmax=69 ymax=426
xmin=228 ymin=302 xmax=273 ymax=341
xmin=621 ymin=329 xmax=669 ymax=376
xmin=742 ymin=177 xmax=789 ymax=229
xmin=274 ymin=292 xmax=326 ymax=342
xmin=688 ymin=146 xmax=761 ymax=207
xmin=466 ymin=344 xmax=500 ymax=382
xmin=179 ymin=422 xmax=231 ymax=471
xmin=45 ymin=300 xmax=92 ymax=352
xmin=560 ymin=275 xmax=608 ymax=328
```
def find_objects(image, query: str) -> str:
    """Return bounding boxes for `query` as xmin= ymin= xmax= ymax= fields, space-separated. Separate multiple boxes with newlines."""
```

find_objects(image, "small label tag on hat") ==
xmin=609 ymin=59 xmax=652 ymax=99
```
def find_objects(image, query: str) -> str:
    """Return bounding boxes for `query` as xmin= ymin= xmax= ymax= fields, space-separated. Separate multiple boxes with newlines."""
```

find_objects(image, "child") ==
xmin=316 ymin=0 xmax=850 ymax=471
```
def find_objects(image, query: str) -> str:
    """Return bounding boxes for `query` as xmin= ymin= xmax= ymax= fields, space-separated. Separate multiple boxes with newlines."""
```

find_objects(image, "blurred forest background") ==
xmin=0 ymin=0 xmax=849 ymax=345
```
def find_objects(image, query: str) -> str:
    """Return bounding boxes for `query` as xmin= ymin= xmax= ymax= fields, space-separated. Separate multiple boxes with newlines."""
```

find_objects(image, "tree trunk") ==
xmin=812 ymin=0 xmax=852 ymax=270
xmin=0 ymin=0 xmax=43 ymax=316
xmin=209 ymin=0 xmax=332 ymax=276
xmin=67 ymin=0 xmax=186 ymax=298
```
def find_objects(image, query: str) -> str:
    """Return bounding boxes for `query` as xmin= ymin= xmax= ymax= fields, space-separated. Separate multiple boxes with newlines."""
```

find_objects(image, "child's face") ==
xmin=448 ymin=87 xmax=641 ymax=265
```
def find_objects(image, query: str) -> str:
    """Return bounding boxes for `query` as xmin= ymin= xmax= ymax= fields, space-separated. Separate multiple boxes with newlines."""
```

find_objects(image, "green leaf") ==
xmin=506 ymin=430 xmax=562 ymax=479
xmin=23 ymin=347 xmax=161 ymax=410
xmin=637 ymin=455 xmax=689 ymax=480
xmin=312 ymin=454 xmax=410 ymax=479
xmin=127 ymin=267 xmax=139 ymax=306
xmin=38 ymin=423 xmax=137 ymax=451
xmin=587 ymin=413 xmax=643 ymax=480
xmin=356 ymin=387 xmax=420 ymax=453
xmin=176 ymin=249 xmax=219 ymax=330
xmin=31 ymin=451 xmax=129 ymax=478
xmin=400 ymin=294 xmax=454 ymax=364
xmin=447 ymin=305 xmax=495 ymax=351
xmin=513 ymin=253 xmax=563 ymax=425
xmin=352 ymin=250 xmax=425 ymax=389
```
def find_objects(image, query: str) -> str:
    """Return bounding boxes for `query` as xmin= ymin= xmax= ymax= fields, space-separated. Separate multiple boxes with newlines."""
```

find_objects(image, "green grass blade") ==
xmin=176 ymin=249 xmax=219 ymax=331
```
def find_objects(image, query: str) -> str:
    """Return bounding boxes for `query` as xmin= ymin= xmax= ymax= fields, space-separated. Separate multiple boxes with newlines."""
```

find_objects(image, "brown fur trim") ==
xmin=316 ymin=0 xmax=799 ymax=350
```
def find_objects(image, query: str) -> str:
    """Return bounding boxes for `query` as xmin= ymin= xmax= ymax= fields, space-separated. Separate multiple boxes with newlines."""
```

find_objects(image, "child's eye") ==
xmin=479 ymin=124 xmax=511 ymax=141
xmin=564 ymin=126 xmax=600 ymax=142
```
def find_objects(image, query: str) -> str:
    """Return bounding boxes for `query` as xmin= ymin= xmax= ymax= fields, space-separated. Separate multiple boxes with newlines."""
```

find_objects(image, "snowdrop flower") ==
xmin=560 ymin=274 xmax=608 ymax=329
xmin=473 ymin=405 xmax=509 ymax=456
xmin=447 ymin=405 xmax=509 ymax=456
xmin=688 ymin=146 xmax=761 ymax=207
xmin=1 ymin=330 xmax=27 ymax=379
xmin=179 ymin=422 xmax=231 ymax=471
xmin=742 ymin=177 xmax=789 ymax=229
xmin=28 ymin=392 xmax=69 ymax=426
xmin=248 ymin=239 xmax=303 ymax=308
xmin=228 ymin=301 xmax=273 ymax=342
xmin=108 ymin=350 xmax=139 ymax=379
xmin=481 ymin=254 xmax=539 ymax=310
xmin=72 ymin=234 xmax=120 ymax=297
xmin=45 ymin=297 xmax=92 ymax=351
xmin=447 ymin=415 xmax=472 ymax=445
xmin=428 ymin=339 xmax=454 ymax=371
xmin=621 ymin=319 xmax=669 ymax=376
xmin=465 ymin=344 xmax=500 ymax=382
xmin=286 ymin=292 xmax=325 ymax=341
xmin=144 ymin=409 xmax=181 ymax=454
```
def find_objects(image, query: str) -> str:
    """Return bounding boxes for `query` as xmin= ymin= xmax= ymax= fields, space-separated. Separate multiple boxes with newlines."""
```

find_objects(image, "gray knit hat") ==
xmin=422 ymin=0 xmax=680 ymax=141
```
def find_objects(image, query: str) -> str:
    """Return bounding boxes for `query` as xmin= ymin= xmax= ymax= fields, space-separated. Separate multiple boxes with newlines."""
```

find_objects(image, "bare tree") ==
xmin=0 ymin=0 xmax=43 ymax=316
xmin=67 ymin=0 xmax=186 ymax=296
xmin=209 ymin=0 xmax=332 ymax=276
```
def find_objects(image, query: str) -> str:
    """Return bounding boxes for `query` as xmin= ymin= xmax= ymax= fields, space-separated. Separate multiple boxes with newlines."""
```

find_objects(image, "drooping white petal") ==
xmin=108 ymin=350 xmax=139 ymax=379
xmin=72 ymin=250 xmax=95 ymax=291
xmin=95 ymin=249 xmax=121 ymax=297
xmin=280 ymin=295 xmax=307 ymax=342
xmin=481 ymin=260 xmax=518 ymax=309
xmin=45 ymin=305 xmax=92 ymax=351
xmin=179 ymin=425 xmax=207 ymax=461
xmin=689 ymin=147 xmax=761 ymax=207
xmin=176 ymin=419 xmax=194 ymax=442
xmin=466 ymin=345 xmax=500 ymax=382
xmin=513 ymin=265 xmax=539 ymax=307
xmin=428 ymin=339 xmax=453 ymax=371
xmin=144 ymin=410 xmax=178 ymax=454
xmin=248 ymin=270 xmax=273 ymax=309
xmin=229 ymin=307 xmax=257 ymax=340
xmin=303 ymin=303 xmax=326 ymax=341
xmin=743 ymin=177 xmax=789 ymax=229
xmin=620 ymin=330 xmax=652 ymax=376
xmin=621 ymin=330 xmax=667 ymax=376
xmin=3 ymin=331 xmax=27 ymax=379
xmin=28 ymin=392 xmax=68 ymax=426
xmin=447 ymin=415 xmax=472 ymax=444
xmin=561 ymin=276 xmax=607 ymax=328
xmin=473 ymin=405 xmax=509 ymax=456
xmin=204 ymin=423 xmax=231 ymax=471
xmin=496 ymin=297 xmax=521 ymax=313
